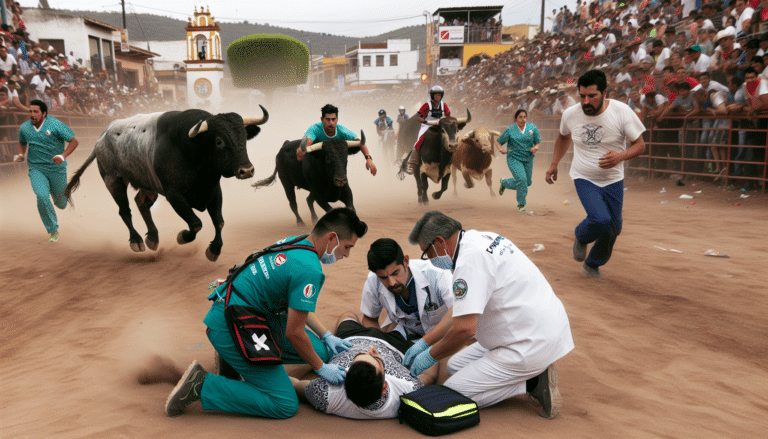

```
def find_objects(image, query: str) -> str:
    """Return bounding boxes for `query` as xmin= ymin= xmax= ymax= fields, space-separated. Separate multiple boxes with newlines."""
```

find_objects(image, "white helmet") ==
xmin=429 ymin=85 xmax=444 ymax=100
xmin=398 ymin=105 xmax=405 ymax=111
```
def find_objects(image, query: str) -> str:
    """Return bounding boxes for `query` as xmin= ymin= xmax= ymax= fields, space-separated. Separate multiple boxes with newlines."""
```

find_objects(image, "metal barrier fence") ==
xmin=509 ymin=113 xmax=767 ymax=194
xmin=0 ymin=111 xmax=112 ymax=177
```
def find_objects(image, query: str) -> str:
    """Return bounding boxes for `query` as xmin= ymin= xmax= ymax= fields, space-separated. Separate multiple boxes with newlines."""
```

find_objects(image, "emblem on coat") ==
xmin=274 ymin=253 xmax=287 ymax=266
xmin=303 ymin=284 xmax=316 ymax=298
xmin=453 ymin=279 xmax=468 ymax=299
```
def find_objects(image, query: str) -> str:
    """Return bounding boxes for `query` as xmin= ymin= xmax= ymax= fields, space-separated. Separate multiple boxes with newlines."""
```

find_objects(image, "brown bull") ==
xmin=451 ymin=127 xmax=502 ymax=197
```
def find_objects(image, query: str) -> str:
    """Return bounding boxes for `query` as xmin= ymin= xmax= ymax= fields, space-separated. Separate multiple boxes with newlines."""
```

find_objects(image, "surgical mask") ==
xmin=320 ymin=233 xmax=339 ymax=265
xmin=429 ymin=245 xmax=453 ymax=270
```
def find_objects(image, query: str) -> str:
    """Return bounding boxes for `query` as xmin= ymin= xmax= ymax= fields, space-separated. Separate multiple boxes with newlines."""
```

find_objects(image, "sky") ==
xmin=18 ymin=0 xmax=573 ymax=37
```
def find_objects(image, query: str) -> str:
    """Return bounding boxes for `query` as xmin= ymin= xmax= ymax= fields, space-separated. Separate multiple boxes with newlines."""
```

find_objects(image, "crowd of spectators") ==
xmin=434 ymin=0 xmax=768 ymax=189
xmin=0 ymin=0 xmax=172 ymax=122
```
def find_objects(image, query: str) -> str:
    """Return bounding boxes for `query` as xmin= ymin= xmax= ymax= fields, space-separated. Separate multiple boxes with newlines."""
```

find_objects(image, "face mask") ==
xmin=320 ymin=233 xmax=339 ymax=265
xmin=429 ymin=245 xmax=453 ymax=270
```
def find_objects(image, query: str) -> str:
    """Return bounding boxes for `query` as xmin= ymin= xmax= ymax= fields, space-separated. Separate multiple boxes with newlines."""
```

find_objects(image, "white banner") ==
xmin=438 ymin=26 xmax=464 ymax=43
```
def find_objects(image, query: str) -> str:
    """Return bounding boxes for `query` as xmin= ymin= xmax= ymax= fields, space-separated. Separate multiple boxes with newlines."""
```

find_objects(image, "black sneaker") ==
xmin=582 ymin=262 xmax=603 ymax=279
xmin=165 ymin=360 xmax=207 ymax=417
xmin=527 ymin=364 xmax=562 ymax=419
xmin=573 ymin=238 xmax=587 ymax=262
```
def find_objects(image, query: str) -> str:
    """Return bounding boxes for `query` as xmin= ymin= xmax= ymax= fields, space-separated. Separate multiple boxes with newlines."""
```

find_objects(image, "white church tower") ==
xmin=185 ymin=6 xmax=224 ymax=108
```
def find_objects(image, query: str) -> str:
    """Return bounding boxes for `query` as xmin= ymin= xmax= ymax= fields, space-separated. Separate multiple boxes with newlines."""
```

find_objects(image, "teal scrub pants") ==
xmin=501 ymin=158 xmax=533 ymax=207
xmin=201 ymin=304 xmax=329 ymax=419
xmin=28 ymin=166 xmax=68 ymax=234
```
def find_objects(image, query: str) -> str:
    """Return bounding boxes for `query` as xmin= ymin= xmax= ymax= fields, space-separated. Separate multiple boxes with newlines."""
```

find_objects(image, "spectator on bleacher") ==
xmin=732 ymin=0 xmax=755 ymax=33
xmin=29 ymin=69 xmax=51 ymax=94
xmin=711 ymin=28 xmax=739 ymax=82
xmin=626 ymin=38 xmax=647 ymax=70
xmin=735 ymin=39 xmax=761 ymax=78
xmin=685 ymin=45 xmax=712 ymax=72
xmin=4 ymin=77 xmax=28 ymax=112
xmin=660 ymin=81 xmax=702 ymax=173
xmin=651 ymin=40 xmax=672 ymax=73
xmin=0 ymin=45 xmax=17 ymax=78
xmin=690 ymin=86 xmax=730 ymax=174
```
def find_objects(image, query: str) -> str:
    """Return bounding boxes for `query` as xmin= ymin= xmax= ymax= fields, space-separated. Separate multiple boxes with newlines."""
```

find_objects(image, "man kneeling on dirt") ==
xmin=291 ymin=312 xmax=439 ymax=419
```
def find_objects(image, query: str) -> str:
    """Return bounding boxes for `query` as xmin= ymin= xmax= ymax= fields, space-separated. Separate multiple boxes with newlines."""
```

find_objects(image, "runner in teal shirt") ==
xmin=166 ymin=208 xmax=369 ymax=420
xmin=296 ymin=103 xmax=378 ymax=176
xmin=16 ymin=100 xmax=79 ymax=241
xmin=498 ymin=109 xmax=541 ymax=211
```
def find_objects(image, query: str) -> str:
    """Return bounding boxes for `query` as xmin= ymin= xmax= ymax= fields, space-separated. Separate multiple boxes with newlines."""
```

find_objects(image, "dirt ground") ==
xmin=2 ymin=107 xmax=767 ymax=439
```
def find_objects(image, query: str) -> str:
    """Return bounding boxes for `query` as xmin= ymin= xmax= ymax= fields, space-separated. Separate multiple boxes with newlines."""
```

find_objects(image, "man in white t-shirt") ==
xmin=405 ymin=211 xmax=574 ymax=419
xmin=30 ymin=70 xmax=51 ymax=93
xmin=0 ymin=45 xmax=17 ymax=76
xmin=360 ymin=238 xmax=453 ymax=364
xmin=545 ymin=70 xmax=646 ymax=279
xmin=732 ymin=0 xmax=754 ymax=34
xmin=553 ymin=91 xmax=577 ymax=115
xmin=684 ymin=45 xmax=711 ymax=73
xmin=626 ymin=38 xmax=648 ymax=70
xmin=651 ymin=40 xmax=671 ymax=73
xmin=292 ymin=314 xmax=432 ymax=419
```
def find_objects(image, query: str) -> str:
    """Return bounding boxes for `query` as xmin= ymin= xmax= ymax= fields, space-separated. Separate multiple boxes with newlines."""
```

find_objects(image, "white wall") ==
xmin=134 ymin=41 xmax=186 ymax=63
xmin=24 ymin=9 xmax=117 ymax=70
xmin=356 ymin=39 xmax=419 ymax=84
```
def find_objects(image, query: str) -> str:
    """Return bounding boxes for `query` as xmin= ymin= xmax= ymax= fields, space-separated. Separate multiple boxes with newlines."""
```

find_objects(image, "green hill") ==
xmin=51 ymin=9 xmax=426 ymax=59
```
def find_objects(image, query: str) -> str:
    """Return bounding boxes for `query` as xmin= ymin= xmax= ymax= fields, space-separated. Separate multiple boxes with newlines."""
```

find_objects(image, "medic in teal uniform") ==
xmin=498 ymin=109 xmax=541 ymax=211
xmin=165 ymin=208 xmax=368 ymax=419
xmin=16 ymin=99 xmax=80 ymax=241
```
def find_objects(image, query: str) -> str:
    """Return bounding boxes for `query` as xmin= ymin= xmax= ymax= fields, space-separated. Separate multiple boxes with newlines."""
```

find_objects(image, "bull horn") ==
xmin=242 ymin=104 xmax=269 ymax=126
xmin=488 ymin=130 xmax=502 ymax=137
xmin=465 ymin=130 xmax=475 ymax=138
xmin=188 ymin=120 xmax=208 ymax=138
xmin=426 ymin=120 xmax=440 ymax=126
xmin=456 ymin=109 xmax=472 ymax=124
xmin=304 ymin=135 xmax=325 ymax=153
xmin=347 ymin=130 xmax=366 ymax=148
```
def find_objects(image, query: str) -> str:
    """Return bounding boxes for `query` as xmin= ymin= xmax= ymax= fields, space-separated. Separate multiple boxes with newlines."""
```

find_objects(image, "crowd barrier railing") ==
xmin=0 ymin=111 xmax=113 ymax=177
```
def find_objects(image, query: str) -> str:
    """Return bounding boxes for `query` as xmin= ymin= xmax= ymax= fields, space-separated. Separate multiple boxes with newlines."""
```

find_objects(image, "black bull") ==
xmin=398 ymin=110 xmax=471 ymax=204
xmin=252 ymin=132 xmax=365 ymax=225
xmin=63 ymin=107 xmax=268 ymax=261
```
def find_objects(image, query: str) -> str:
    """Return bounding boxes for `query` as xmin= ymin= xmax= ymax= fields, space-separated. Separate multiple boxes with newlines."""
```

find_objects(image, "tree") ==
xmin=227 ymin=34 xmax=308 ymax=103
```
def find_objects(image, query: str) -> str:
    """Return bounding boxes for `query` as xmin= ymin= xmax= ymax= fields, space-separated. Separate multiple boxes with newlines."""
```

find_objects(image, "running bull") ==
xmin=451 ymin=127 xmax=502 ymax=197
xmin=399 ymin=110 xmax=471 ymax=204
xmin=64 ymin=106 xmax=268 ymax=261
xmin=252 ymin=132 xmax=365 ymax=226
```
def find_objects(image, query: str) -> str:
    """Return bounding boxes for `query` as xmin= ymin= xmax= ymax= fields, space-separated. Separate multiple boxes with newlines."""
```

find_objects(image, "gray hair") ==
xmin=408 ymin=211 xmax=462 ymax=246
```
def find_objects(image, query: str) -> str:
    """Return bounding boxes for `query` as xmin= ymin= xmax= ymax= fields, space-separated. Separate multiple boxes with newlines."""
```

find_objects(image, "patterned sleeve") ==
xmin=305 ymin=378 xmax=330 ymax=413
xmin=532 ymin=124 xmax=542 ymax=145
xmin=497 ymin=126 xmax=510 ymax=147
xmin=444 ymin=103 xmax=451 ymax=117
xmin=417 ymin=103 xmax=430 ymax=118
xmin=18 ymin=125 xmax=26 ymax=145
xmin=54 ymin=119 xmax=75 ymax=142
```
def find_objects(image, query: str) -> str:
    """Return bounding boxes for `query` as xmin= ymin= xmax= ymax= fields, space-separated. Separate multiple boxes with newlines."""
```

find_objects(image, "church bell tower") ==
xmin=184 ymin=6 xmax=224 ymax=108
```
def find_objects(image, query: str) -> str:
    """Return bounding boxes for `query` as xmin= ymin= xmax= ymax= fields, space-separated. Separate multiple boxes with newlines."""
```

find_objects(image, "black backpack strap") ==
xmin=223 ymin=236 xmax=317 ymax=309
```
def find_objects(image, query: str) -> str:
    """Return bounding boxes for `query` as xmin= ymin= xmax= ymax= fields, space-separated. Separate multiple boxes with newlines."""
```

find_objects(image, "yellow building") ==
xmin=429 ymin=5 xmax=515 ymax=77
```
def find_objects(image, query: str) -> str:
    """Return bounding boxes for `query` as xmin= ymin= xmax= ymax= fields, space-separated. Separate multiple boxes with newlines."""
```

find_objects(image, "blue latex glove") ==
xmin=322 ymin=331 xmax=352 ymax=357
xmin=315 ymin=363 xmax=347 ymax=384
xmin=409 ymin=347 xmax=438 ymax=377
xmin=403 ymin=338 xmax=430 ymax=367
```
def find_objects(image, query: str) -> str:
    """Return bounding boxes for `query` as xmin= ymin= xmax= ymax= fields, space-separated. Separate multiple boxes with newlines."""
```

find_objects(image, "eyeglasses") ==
xmin=420 ymin=238 xmax=436 ymax=260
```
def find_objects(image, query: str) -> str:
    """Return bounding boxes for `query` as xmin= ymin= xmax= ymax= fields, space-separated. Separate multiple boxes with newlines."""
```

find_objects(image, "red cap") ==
xmin=642 ymin=85 xmax=654 ymax=94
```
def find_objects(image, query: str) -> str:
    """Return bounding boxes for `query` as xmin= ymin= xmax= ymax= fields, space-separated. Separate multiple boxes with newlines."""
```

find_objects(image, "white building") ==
xmin=344 ymin=39 xmax=419 ymax=89
xmin=23 ymin=8 xmax=118 ymax=72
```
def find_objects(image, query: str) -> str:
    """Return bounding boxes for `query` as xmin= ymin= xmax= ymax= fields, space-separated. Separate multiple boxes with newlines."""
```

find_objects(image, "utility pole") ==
xmin=122 ymin=0 xmax=127 ymax=30
xmin=540 ymin=0 xmax=545 ymax=35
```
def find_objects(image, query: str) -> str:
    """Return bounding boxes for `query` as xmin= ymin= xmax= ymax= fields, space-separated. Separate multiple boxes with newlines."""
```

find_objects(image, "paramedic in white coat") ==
xmin=360 ymin=238 xmax=454 ymax=365
xmin=405 ymin=211 xmax=574 ymax=419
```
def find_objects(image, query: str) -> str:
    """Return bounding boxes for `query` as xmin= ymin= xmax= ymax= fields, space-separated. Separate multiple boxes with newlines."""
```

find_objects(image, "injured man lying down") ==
xmin=291 ymin=312 xmax=440 ymax=419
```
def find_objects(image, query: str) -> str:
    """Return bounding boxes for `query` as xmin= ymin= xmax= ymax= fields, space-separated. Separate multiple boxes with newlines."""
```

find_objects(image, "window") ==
xmin=390 ymin=54 xmax=398 ymax=66
xmin=363 ymin=55 xmax=371 ymax=67
xmin=376 ymin=55 xmax=384 ymax=66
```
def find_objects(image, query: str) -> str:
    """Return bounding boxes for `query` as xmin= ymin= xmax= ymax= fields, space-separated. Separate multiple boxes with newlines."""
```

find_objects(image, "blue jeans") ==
xmin=574 ymin=179 xmax=623 ymax=268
